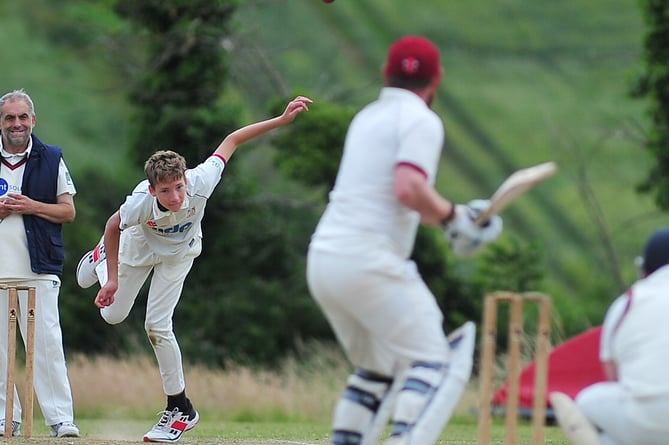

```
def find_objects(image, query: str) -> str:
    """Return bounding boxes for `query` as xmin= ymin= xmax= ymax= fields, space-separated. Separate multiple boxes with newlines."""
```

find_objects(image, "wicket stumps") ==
xmin=478 ymin=291 xmax=551 ymax=445
xmin=2 ymin=285 xmax=36 ymax=439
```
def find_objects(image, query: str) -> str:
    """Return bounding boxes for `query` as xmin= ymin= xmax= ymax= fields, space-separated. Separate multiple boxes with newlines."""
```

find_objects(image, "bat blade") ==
xmin=476 ymin=161 xmax=557 ymax=226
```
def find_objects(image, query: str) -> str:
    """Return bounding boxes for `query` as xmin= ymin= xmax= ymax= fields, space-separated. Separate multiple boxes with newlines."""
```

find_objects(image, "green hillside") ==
xmin=0 ymin=0 xmax=664 ymax=330
xmin=0 ymin=2 xmax=136 ymax=178
xmin=231 ymin=0 xmax=664 ymax=325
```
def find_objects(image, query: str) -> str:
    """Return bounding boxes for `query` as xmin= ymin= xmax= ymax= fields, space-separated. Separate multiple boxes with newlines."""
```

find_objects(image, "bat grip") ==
xmin=474 ymin=207 xmax=494 ymax=227
xmin=475 ymin=215 xmax=491 ymax=227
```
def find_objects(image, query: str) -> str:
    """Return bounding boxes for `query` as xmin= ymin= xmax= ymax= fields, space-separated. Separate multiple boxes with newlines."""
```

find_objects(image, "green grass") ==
xmin=17 ymin=417 xmax=571 ymax=444
xmin=8 ymin=353 xmax=572 ymax=444
xmin=2 ymin=351 xmax=572 ymax=443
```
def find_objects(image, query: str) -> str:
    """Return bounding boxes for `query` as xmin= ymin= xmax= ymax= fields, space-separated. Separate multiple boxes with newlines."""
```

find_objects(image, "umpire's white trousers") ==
xmin=100 ymin=231 xmax=200 ymax=396
xmin=0 ymin=279 xmax=75 ymax=426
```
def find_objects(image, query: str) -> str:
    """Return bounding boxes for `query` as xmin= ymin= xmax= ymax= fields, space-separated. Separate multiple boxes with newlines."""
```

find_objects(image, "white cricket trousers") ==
xmin=577 ymin=381 xmax=669 ymax=445
xmin=100 ymin=232 xmax=200 ymax=396
xmin=0 ymin=280 xmax=75 ymax=425
xmin=306 ymin=247 xmax=449 ymax=374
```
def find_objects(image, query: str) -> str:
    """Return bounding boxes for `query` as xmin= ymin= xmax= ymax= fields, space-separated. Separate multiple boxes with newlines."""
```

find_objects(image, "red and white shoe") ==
xmin=76 ymin=239 xmax=106 ymax=288
xmin=143 ymin=407 xmax=199 ymax=443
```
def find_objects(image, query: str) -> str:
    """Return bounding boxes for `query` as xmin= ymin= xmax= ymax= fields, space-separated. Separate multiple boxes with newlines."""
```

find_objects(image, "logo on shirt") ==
xmin=146 ymin=220 xmax=193 ymax=234
xmin=0 ymin=178 xmax=7 ymax=197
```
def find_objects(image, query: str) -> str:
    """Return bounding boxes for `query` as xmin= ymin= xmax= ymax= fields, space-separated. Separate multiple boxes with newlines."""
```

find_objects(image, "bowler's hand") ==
xmin=279 ymin=96 xmax=313 ymax=124
xmin=95 ymin=280 xmax=118 ymax=308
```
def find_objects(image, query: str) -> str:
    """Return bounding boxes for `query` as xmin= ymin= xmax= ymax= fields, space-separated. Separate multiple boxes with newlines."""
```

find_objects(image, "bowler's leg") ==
xmin=99 ymin=262 xmax=151 ymax=325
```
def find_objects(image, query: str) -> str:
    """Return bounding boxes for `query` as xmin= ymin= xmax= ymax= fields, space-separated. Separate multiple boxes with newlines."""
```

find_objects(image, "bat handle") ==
xmin=474 ymin=210 xmax=493 ymax=227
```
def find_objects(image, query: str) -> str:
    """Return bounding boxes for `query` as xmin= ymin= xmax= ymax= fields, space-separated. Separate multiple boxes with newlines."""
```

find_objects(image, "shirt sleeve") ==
xmin=396 ymin=113 xmax=444 ymax=184
xmin=187 ymin=155 xmax=226 ymax=198
xmin=600 ymin=293 xmax=631 ymax=361
xmin=119 ymin=181 xmax=152 ymax=229
xmin=57 ymin=159 xmax=76 ymax=196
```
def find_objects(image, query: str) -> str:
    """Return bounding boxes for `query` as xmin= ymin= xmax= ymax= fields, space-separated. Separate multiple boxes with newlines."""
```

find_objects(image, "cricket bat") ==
xmin=475 ymin=161 xmax=557 ymax=226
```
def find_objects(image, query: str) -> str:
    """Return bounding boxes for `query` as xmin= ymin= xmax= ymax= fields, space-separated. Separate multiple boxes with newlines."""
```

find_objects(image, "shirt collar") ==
xmin=0 ymin=137 xmax=32 ymax=160
xmin=152 ymin=195 xmax=190 ymax=220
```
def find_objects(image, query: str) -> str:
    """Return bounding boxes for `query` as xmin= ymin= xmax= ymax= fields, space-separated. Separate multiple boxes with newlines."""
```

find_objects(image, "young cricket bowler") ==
xmin=76 ymin=96 xmax=312 ymax=443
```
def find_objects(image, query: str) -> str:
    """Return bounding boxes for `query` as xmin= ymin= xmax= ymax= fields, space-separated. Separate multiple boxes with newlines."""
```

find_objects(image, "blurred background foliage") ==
xmin=1 ymin=0 xmax=667 ymax=368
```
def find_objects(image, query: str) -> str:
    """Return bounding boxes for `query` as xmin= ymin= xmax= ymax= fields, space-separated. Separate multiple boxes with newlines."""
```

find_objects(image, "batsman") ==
xmin=306 ymin=35 xmax=502 ymax=445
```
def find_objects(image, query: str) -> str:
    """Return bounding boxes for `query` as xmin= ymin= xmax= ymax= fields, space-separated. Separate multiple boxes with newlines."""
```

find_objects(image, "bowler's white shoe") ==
xmin=143 ymin=407 xmax=199 ymax=443
xmin=550 ymin=391 xmax=603 ymax=445
xmin=76 ymin=239 xmax=106 ymax=288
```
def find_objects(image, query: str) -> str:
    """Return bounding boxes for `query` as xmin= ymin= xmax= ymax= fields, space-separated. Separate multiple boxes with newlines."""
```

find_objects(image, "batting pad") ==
xmin=402 ymin=321 xmax=476 ymax=445
xmin=361 ymin=321 xmax=476 ymax=445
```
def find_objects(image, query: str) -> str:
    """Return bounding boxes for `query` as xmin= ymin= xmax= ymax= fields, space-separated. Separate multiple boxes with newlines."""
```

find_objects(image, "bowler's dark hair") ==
xmin=144 ymin=150 xmax=187 ymax=187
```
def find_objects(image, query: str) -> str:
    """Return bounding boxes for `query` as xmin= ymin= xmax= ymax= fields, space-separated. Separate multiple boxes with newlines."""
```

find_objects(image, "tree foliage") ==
xmin=114 ymin=0 xmax=240 ymax=165
xmin=270 ymin=96 xmax=516 ymax=333
xmin=272 ymin=99 xmax=356 ymax=194
xmin=24 ymin=0 xmax=552 ymax=366
xmin=472 ymin=238 xmax=545 ymax=294
xmin=634 ymin=0 xmax=669 ymax=210
xmin=51 ymin=0 xmax=335 ymax=367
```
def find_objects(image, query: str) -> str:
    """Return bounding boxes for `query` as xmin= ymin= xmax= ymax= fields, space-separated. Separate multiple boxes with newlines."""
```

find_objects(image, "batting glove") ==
xmin=444 ymin=199 xmax=503 ymax=256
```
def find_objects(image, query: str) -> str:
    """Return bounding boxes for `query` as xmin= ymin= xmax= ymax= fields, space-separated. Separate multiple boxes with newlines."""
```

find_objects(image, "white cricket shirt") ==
xmin=600 ymin=264 xmax=669 ymax=397
xmin=0 ymin=141 xmax=76 ymax=280
xmin=310 ymin=87 xmax=444 ymax=258
xmin=119 ymin=155 xmax=225 ymax=259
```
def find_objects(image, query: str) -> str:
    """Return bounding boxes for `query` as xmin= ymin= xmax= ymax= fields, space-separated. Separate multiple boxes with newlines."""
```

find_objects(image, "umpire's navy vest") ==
xmin=21 ymin=134 xmax=66 ymax=278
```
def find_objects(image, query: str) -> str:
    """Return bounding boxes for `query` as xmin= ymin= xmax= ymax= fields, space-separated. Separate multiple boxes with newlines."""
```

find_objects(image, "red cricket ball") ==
xmin=323 ymin=0 xmax=335 ymax=3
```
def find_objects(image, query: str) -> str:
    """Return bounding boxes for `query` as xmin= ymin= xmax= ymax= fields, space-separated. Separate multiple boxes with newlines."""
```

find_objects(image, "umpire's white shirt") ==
xmin=118 ymin=155 xmax=225 ymax=262
xmin=0 ymin=141 xmax=76 ymax=281
xmin=310 ymin=87 xmax=444 ymax=258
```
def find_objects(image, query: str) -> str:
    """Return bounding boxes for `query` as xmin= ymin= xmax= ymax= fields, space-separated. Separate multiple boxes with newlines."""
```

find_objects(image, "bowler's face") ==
xmin=1 ymin=99 xmax=35 ymax=152
xmin=149 ymin=177 xmax=187 ymax=213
